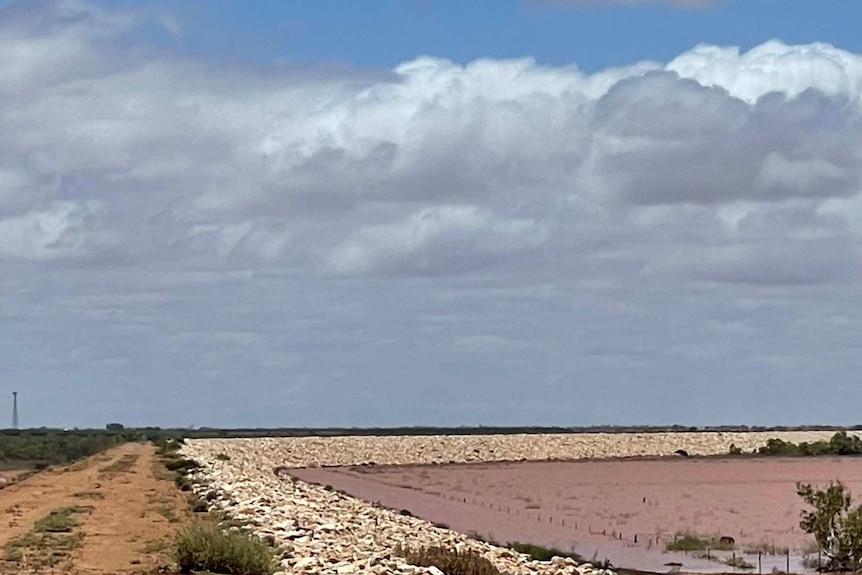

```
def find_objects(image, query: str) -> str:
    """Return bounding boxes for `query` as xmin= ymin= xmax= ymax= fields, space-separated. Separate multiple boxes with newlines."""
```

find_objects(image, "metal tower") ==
xmin=12 ymin=391 xmax=18 ymax=429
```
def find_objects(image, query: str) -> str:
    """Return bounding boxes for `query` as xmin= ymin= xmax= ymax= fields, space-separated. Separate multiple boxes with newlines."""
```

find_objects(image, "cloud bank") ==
xmin=0 ymin=1 xmax=859 ymax=427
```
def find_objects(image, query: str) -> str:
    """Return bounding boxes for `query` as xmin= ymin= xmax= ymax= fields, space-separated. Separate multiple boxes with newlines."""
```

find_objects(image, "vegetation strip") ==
xmin=753 ymin=431 xmax=862 ymax=456
xmin=3 ymin=506 xmax=90 ymax=570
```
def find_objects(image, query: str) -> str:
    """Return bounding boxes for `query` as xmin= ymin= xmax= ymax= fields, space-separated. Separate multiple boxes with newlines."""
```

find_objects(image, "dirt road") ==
xmin=0 ymin=442 xmax=189 ymax=574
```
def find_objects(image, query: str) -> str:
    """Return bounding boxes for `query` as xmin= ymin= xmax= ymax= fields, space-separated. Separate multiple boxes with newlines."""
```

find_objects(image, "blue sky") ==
xmin=0 ymin=0 xmax=859 ymax=428
xmin=163 ymin=0 xmax=862 ymax=70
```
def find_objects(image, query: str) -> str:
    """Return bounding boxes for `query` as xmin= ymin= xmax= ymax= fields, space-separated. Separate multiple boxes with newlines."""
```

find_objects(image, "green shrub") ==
xmin=797 ymin=481 xmax=862 ymax=571
xmin=164 ymin=458 xmax=200 ymax=472
xmin=174 ymin=522 xmax=276 ymax=575
xmin=395 ymin=545 xmax=500 ymax=575
xmin=34 ymin=507 xmax=88 ymax=533
xmin=188 ymin=496 xmax=208 ymax=513
xmin=666 ymin=534 xmax=735 ymax=552
xmin=0 ymin=433 xmax=121 ymax=465
xmin=829 ymin=431 xmax=862 ymax=455
xmin=154 ymin=438 xmax=182 ymax=455
xmin=758 ymin=432 xmax=862 ymax=457
xmin=507 ymin=542 xmax=585 ymax=563
xmin=174 ymin=474 xmax=193 ymax=492
xmin=757 ymin=438 xmax=801 ymax=456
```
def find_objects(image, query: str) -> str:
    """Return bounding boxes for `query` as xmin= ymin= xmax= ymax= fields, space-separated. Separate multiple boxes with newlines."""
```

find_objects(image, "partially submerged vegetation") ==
xmin=721 ymin=554 xmax=754 ymax=570
xmin=665 ymin=533 xmax=736 ymax=552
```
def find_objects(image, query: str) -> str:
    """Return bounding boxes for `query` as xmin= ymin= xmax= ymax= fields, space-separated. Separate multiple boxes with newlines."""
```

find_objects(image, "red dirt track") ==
xmin=292 ymin=456 xmax=862 ymax=573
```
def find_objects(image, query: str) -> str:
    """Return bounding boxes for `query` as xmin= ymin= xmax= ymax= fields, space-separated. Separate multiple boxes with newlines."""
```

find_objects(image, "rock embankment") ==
xmin=185 ymin=430 xmax=839 ymax=468
xmin=179 ymin=431 xmax=844 ymax=575
xmin=184 ymin=458 xmax=606 ymax=575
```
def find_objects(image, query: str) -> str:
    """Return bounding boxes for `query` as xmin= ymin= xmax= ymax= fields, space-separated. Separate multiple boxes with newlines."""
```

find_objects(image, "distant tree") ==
xmin=797 ymin=481 xmax=862 ymax=571
xmin=106 ymin=423 xmax=124 ymax=431
xmin=829 ymin=431 xmax=862 ymax=455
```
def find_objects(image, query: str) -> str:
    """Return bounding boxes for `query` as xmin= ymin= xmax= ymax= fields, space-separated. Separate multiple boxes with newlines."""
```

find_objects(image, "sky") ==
xmin=0 ymin=0 xmax=860 ymax=429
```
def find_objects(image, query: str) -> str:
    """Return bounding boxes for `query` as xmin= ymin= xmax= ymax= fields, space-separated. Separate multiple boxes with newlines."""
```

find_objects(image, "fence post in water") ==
xmin=634 ymin=534 xmax=637 ymax=544
xmin=732 ymin=553 xmax=736 ymax=571
xmin=706 ymin=548 xmax=710 ymax=560
xmin=786 ymin=548 xmax=789 ymax=573
xmin=758 ymin=552 xmax=762 ymax=574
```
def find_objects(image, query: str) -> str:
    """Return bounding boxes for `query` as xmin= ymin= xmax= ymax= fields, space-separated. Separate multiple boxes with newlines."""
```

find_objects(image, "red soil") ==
xmin=292 ymin=456 xmax=862 ymax=573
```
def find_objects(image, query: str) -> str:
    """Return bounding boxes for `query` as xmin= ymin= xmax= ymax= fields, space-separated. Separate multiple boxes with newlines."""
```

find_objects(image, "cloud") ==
xmin=1 ymin=11 xmax=858 ymax=288
xmin=0 ymin=1 xmax=859 ymax=426
xmin=325 ymin=206 xmax=546 ymax=276
xmin=0 ymin=200 xmax=112 ymax=261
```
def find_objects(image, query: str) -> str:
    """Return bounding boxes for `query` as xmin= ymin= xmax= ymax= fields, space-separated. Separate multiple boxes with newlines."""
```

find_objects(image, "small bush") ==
xmin=723 ymin=555 xmax=754 ymax=569
xmin=174 ymin=522 xmax=276 ymax=575
xmin=175 ymin=475 xmax=193 ymax=492
xmin=215 ymin=453 xmax=231 ymax=461
xmin=758 ymin=438 xmax=801 ymax=456
xmin=829 ymin=431 xmax=862 ymax=455
xmin=154 ymin=438 xmax=182 ymax=455
xmin=508 ymin=541 xmax=585 ymax=563
xmin=188 ymin=496 xmax=208 ymax=513
xmin=164 ymin=458 xmax=200 ymax=472
xmin=797 ymin=480 xmax=862 ymax=571
xmin=395 ymin=545 xmax=500 ymax=575
xmin=666 ymin=534 xmax=735 ymax=552
xmin=35 ymin=507 xmax=88 ymax=533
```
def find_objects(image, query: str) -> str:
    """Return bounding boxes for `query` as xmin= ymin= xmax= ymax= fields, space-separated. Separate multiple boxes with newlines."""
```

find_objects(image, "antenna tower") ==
xmin=12 ymin=391 xmax=19 ymax=429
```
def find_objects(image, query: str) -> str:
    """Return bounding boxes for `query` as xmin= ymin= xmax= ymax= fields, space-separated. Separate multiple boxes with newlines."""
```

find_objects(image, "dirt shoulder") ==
xmin=0 ymin=442 xmax=190 ymax=575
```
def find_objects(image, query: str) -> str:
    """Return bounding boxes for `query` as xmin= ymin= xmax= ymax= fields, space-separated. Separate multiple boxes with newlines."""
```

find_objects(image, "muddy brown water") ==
xmin=292 ymin=456 xmax=862 ymax=573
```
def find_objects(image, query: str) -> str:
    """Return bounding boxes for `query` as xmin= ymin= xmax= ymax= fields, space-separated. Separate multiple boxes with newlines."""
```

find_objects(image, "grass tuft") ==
xmin=34 ymin=506 xmax=89 ymax=533
xmin=164 ymin=457 xmax=200 ymax=472
xmin=666 ymin=533 xmax=735 ymax=552
xmin=395 ymin=544 xmax=501 ymax=575
xmin=507 ymin=541 xmax=586 ymax=563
